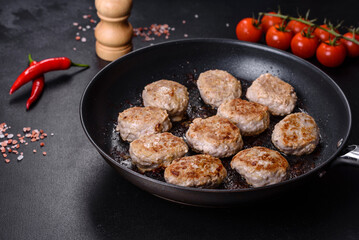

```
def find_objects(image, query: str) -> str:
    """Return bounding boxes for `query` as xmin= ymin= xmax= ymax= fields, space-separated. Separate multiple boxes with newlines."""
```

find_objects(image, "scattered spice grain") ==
xmin=0 ymin=122 xmax=52 ymax=164
xmin=72 ymin=6 xmax=98 ymax=48
xmin=133 ymin=24 xmax=174 ymax=41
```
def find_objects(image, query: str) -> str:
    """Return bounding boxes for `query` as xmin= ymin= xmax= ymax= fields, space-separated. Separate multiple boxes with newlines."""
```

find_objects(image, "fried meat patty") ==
xmin=142 ymin=80 xmax=189 ymax=121
xmin=129 ymin=132 xmax=188 ymax=172
xmin=272 ymin=112 xmax=320 ymax=156
xmin=116 ymin=106 xmax=172 ymax=142
xmin=246 ymin=73 xmax=297 ymax=116
xmin=231 ymin=147 xmax=289 ymax=187
xmin=217 ymin=98 xmax=270 ymax=136
xmin=185 ymin=115 xmax=243 ymax=158
xmin=197 ymin=69 xmax=242 ymax=108
xmin=164 ymin=154 xmax=227 ymax=188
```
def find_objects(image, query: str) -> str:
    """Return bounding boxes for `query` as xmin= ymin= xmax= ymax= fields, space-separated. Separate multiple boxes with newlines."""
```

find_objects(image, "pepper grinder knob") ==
xmin=94 ymin=0 xmax=133 ymax=61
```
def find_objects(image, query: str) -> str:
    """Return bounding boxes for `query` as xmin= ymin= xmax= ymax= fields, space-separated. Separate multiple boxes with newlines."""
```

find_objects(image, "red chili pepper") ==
xmin=26 ymin=54 xmax=45 ymax=110
xmin=9 ymin=57 xmax=89 ymax=94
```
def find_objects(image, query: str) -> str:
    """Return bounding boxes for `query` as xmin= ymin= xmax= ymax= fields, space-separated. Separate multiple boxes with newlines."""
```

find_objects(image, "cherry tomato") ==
xmin=340 ymin=32 xmax=359 ymax=57
xmin=261 ymin=12 xmax=283 ymax=33
xmin=236 ymin=18 xmax=262 ymax=43
xmin=266 ymin=25 xmax=293 ymax=50
xmin=316 ymin=41 xmax=346 ymax=67
xmin=314 ymin=24 xmax=339 ymax=42
xmin=287 ymin=19 xmax=308 ymax=35
xmin=291 ymin=31 xmax=319 ymax=59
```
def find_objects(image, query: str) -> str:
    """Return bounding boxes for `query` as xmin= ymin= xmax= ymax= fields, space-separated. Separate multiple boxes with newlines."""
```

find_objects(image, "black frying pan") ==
xmin=80 ymin=38 xmax=358 ymax=207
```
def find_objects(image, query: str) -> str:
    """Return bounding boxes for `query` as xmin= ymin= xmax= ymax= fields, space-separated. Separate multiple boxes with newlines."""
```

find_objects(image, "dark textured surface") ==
xmin=0 ymin=0 xmax=358 ymax=239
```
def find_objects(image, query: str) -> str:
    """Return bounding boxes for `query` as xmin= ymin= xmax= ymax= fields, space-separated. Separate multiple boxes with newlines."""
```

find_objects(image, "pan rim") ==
xmin=80 ymin=38 xmax=352 ymax=193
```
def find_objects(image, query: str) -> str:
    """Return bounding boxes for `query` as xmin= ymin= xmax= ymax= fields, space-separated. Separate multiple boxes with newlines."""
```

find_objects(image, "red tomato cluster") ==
xmin=235 ymin=13 xmax=359 ymax=68
xmin=235 ymin=18 xmax=262 ymax=43
xmin=341 ymin=32 xmax=359 ymax=57
xmin=291 ymin=30 xmax=318 ymax=59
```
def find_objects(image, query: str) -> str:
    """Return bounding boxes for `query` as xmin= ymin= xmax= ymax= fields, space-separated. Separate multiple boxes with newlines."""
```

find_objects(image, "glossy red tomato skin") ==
xmin=316 ymin=41 xmax=346 ymax=67
xmin=261 ymin=12 xmax=283 ymax=33
xmin=235 ymin=18 xmax=262 ymax=43
xmin=314 ymin=25 xmax=339 ymax=42
xmin=340 ymin=32 xmax=359 ymax=57
xmin=287 ymin=19 xmax=308 ymax=35
xmin=290 ymin=32 xmax=319 ymax=59
xmin=266 ymin=25 xmax=293 ymax=50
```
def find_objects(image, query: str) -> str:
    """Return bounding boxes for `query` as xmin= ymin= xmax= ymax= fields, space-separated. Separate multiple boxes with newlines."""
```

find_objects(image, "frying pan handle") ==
xmin=333 ymin=145 xmax=359 ymax=168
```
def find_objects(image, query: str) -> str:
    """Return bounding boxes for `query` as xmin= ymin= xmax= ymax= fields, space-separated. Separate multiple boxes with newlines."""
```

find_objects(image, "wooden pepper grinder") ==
xmin=94 ymin=0 xmax=133 ymax=61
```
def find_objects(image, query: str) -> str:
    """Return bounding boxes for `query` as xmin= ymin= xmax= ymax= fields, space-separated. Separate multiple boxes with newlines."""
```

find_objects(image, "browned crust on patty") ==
xmin=246 ymin=73 xmax=297 ymax=116
xmin=118 ymin=106 xmax=168 ymax=123
xmin=186 ymin=116 xmax=240 ymax=144
xmin=271 ymin=112 xmax=320 ymax=155
xmin=281 ymin=114 xmax=317 ymax=146
xmin=129 ymin=132 xmax=188 ymax=172
xmin=164 ymin=154 xmax=227 ymax=188
xmin=142 ymin=80 xmax=189 ymax=121
xmin=221 ymin=98 xmax=268 ymax=116
xmin=116 ymin=106 xmax=172 ymax=142
xmin=231 ymin=146 xmax=289 ymax=172
xmin=217 ymin=99 xmax=270 ymax=136
xmin=197 ymin=69 xmax=242 ymax=108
